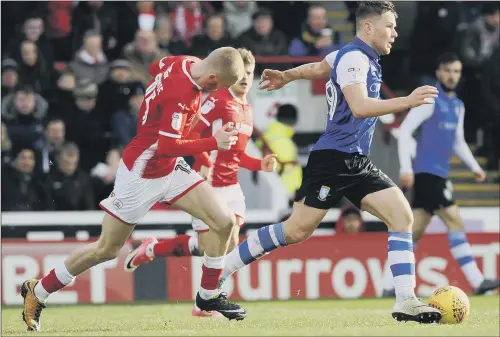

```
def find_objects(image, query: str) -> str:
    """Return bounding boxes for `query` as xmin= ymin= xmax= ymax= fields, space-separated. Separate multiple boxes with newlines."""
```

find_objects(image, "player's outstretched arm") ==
xmin=343 ymin=84 xmax=439 ymax=118
xmin=259 ymin=58 xmax=332 ymax=91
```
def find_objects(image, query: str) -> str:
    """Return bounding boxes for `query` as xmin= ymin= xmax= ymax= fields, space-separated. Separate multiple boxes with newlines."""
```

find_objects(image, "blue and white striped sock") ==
xmin=448 ymin=231 xmax=484 ymax=288
xmin=383 ymin=241 xmax=418 ymax=291
xmin=222 ymin=222 xmax=287 ymax=280
xmin=388 ymin=232 xmax=416 ymax=302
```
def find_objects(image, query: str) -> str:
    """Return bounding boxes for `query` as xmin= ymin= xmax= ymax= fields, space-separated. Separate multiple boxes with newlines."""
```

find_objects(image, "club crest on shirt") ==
xmin=318 ymin=185 xmax=330 ymax=201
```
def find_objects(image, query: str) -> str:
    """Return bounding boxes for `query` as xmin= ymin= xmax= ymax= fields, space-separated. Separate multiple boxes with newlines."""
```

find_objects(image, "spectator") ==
xmin=112 ymin=82 xmax=144 ymax=147
xmin=289 ymin=5 xmax=339 ymax=57
xmin=13 ymin=40 xmax=52 ymax=94
xmin=237 ymin=8 xmax=288 ymax=71
xmin=1 ymin=122 xmax=13 ymax=165
xmin=459 ymin=4 xmax=500 ymax=69
xmin=223 ymin=1 xmax=257 ymax=38
xmin=123 ymin=30 xmax=167 ymax=86
xmin=65 ymin=81 xmax=109 ymax=173
xmin=33 ymin=119 xmax=66 ymax=175
xmin=45 ymin=69 xmax=77 ymax=120
xmin=476 ymin=47 xmax=500 ymax=170
xmin=1 ymin=2 xmax=49 ymax=55
xmin=336 ymin=207 xmax=365 ymax=234
xmin=71 ymin=1 xmax=119 ymax=60
xmin=1 ymin=59 xmax=18 ymax=98
xmin=1 ymin=85 xmax=47 ymax=147
xmin=1 ymin=146 xmax=51 ymax=211
xmin=45 ymin=1 xmax=75 ymax=62
xmin=5 ymin=14 xmax=54 ymax=69
xmin=90 ymin=147 xmax=121 ymax=205
xmin=189 ymin=14 xmax=234 ymax=58
xmin=255 ymin=104 xmax=302 ymax=199
xmin=69 ymin=30 xmax=109 ymax=85
xmin=136 ymin=1 xmax=157 ymax=32
xmin=45 ymin=142 xmax=95 ymax=210
xmin=169 ymin=1 xmax=206 ymax=42
xmin=97 ymin=59 xmax=143 ymax=119
xmin=458 ymin=4 xmax=500 ymax=142
xmin=155 ymin=15 xmax=188 ymax=55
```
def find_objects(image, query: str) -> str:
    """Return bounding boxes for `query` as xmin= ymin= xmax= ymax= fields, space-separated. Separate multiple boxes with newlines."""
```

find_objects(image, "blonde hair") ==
xmin=237 ymin=48 xmax=255 ymax=66
xmin=205 ymin=47 xmax=245 ymax=85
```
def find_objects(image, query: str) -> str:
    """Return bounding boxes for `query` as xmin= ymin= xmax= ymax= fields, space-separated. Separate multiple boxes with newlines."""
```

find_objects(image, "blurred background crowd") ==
xmin=1 ymin=1 xmax=499 ymax=222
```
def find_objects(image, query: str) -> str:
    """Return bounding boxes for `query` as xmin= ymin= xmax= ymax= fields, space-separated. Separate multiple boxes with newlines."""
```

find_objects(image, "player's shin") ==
xmin=221 ymin=222 xmax=288 ymax=281
xmin=388 ymin=232 xmax=417 ymax=302
xmin=448 ymin=231 xmax=484 ymax=288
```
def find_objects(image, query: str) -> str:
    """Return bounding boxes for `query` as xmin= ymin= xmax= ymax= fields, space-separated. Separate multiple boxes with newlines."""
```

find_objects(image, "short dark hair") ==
xmin=355 ymin=1 xmax=397 ymax=29
xmin=14 ymin=84 xmax=35 ymax=95
xmin=436 ymin=52 xmax=461 ymax=69
xmin=276 ymin=104 xmax=298 ymax=125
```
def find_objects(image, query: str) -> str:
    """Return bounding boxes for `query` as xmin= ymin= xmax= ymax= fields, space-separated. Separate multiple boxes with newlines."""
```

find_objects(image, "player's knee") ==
xmin=94 ymin=242 xmax=122 ymax=262
xmin=207 ymin=211 xmax=236 ymax=234
xmin=283 ymin=219 xmax=314 ymax=244
xmin=388 ymin=207 xmax=414 ymax=233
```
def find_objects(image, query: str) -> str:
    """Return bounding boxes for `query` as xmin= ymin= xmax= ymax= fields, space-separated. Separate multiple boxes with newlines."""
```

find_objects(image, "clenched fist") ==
xmin=261 ymin=154 xmax=277 ymax=172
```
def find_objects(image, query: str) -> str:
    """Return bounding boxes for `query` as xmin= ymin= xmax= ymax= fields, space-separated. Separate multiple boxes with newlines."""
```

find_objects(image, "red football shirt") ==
xmin=121 ymin=55 xmax=216 ymax=179
xmin=192 ymin=88 xmax=261 ymax=187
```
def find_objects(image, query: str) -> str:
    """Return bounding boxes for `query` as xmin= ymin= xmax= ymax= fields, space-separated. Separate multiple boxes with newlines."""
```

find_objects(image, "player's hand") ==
xmin=214 ymin=123 xmax=239 ymax=150
xmin=199 ymin=165 xmax=212 ymax=180
xmin=474 ymin=170 xmax=486 ymax=183
xmin=261 ymin=154 xmax=277 ymax=172
xmin=400 ymin=173 xmax=414 ymax=189
xmin=259 ymin=69 xmax=287 ymax=91
xmin=406 ymin=86 xmax=439 ymax=108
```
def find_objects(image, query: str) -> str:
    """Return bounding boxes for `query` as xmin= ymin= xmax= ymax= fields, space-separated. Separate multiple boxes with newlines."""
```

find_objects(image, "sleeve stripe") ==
xmin=199 ymin=115 xmax=210 ymax=126
xmin=159 ymin=131 xmax=181 ymax=138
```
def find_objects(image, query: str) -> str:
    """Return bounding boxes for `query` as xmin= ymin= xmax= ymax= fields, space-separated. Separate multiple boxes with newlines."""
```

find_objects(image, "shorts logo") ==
xmin=175 ymin=159 xmax=192 ymax=174
xmin=318 ymin=185 xmax=330 ymax=201
xmin=113 ymin=199 xmax=123 ymax=210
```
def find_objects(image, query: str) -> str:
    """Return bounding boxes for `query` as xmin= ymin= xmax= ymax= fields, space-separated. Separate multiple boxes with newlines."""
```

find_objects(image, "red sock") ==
xmin=40 ymin=269 xmax=66 ymax=293
xmin=200 ymin=265 xmax=223 ymax=290
xmin=153 ymin=235 xmax=191 ymax=257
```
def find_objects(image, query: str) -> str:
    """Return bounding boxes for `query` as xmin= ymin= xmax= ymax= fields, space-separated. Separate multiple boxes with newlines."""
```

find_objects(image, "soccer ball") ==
xmin=428 ymin=286 xmax=470 ymax=324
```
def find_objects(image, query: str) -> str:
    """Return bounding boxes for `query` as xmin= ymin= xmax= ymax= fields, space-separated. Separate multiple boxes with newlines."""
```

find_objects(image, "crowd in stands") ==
xmin=1 ymin=1 xmax=498 ymax=212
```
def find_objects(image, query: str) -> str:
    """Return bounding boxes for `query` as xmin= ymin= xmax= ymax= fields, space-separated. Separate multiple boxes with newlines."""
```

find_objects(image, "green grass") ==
xmin=2 ymin=296 xmax=499 ymax=336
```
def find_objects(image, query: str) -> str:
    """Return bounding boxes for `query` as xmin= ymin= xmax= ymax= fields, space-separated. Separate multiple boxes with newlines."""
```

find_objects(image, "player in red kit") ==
xmin=124 ymin=49 xmax=277 ymax=317
xmin=20 ymin=48 xmax=249 ymax=331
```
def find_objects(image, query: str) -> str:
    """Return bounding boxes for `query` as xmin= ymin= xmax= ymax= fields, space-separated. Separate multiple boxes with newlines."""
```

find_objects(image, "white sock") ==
xmin=34 ymin=283 xmax=50 ymax=302
xmin=222 ymin=222 xmax=287 ymax=279
xmin=199 ymin=254 xmax=225 ymax=300
xmin=382 ymin=261 xmax=394 ymax=291
xmin=448 ymin=231 xmax=484 ymax=288
xmin=388 ymin=232 xmax=416 ymax=303
xmin=35 ymin=263 xmax=75 ymax=302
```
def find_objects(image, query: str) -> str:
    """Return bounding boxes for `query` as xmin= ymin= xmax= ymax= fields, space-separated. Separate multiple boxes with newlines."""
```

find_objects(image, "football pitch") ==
xmin=2 ymin=296 xmax=499 ymax=336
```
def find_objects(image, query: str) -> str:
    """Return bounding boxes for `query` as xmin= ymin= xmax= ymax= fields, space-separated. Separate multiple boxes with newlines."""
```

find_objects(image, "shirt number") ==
xmin=326 ymin=79 xmax=337 ymax=121
xmin=142 ymin=73 xmax=164 ymax=125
